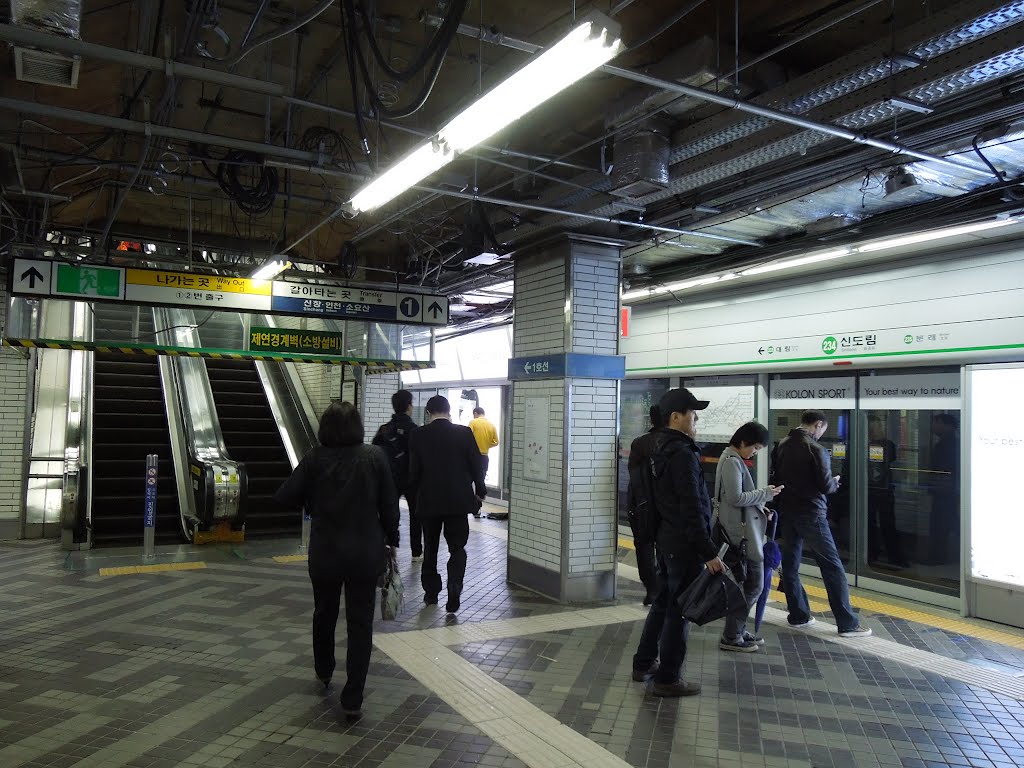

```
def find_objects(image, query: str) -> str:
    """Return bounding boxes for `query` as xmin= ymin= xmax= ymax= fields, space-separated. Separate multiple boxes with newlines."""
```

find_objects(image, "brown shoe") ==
xmin=631 ymin=662 xmax=659 ymax=682
xmin=651 ymin=680 xmax=701 ymax=697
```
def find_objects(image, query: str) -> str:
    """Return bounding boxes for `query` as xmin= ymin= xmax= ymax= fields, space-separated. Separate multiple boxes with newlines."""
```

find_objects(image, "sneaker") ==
xmin=838 ymin=626 xmax=873 ymax=638
xmin=631 ymin=661 xmax=659 ymax=682
xmin=742 ymin=632 xmax=765 ymax=646
xmin=651 ymin=680 xmax=701 ymax=697
xmin=788 ymin=617 xmax=816 ymax=628
xmin=642 ymin=592 xmax=655 ymax=606
xmin=411 ymin=554 xmax=423 ymax=562
xmin=423 ymin=592 xmax=439 ymax=605
xmin=719 ymin=638 xmax=759 ymax=653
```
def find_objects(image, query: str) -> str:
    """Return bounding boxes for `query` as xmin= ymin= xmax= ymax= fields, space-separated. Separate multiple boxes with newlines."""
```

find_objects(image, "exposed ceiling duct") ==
xmin=10 ymin=0 xmax=80 ymax=87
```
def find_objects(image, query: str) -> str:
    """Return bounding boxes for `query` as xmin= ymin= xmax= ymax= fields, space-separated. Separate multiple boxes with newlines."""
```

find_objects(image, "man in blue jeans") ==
xmin=773 ymin=410 xmax=872 ymax=637
xmin=631 ymin=388 xmax=721 ymax=697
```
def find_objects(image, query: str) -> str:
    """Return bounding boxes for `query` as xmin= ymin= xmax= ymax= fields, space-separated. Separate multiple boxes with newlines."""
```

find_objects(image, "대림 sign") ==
xmin=769 ymin=377 xmax=856 ymax=409
xmin=249 ymin=326 xmax=345 ymax=355
xmin=9 ymin=258 xmax=449 ymax=327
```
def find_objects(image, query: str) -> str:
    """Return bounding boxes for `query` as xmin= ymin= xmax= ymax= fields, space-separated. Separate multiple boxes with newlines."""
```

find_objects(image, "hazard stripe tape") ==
xmin=2 ymin=337 xmax=433 ymax=372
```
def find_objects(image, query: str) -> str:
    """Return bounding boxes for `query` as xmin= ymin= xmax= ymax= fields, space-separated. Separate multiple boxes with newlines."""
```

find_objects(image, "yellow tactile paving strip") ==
xmin=271 ymin=554 xmax=308 ymax=563
xmin=98 ymin=562 xmax=206 ymax=577
xmin=618 ymin=535 xmax=1024 ymax=651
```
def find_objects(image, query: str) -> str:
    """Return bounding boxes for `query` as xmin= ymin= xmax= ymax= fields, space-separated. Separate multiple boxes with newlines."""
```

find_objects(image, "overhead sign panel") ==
xmin=8 ymin=258 xmax=448 ymax=327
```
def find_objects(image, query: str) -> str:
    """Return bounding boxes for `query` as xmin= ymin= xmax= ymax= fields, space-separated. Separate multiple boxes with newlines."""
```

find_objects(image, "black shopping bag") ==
xmin=675 ymin=564 xmax=745 ymax=626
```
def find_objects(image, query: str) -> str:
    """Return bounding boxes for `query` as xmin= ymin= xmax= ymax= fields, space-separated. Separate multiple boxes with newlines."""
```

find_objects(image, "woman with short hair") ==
xmin=275 ymin=401 xmax=399 ymax=718
xmin=714 ymin=421 xmax=783 ymax=652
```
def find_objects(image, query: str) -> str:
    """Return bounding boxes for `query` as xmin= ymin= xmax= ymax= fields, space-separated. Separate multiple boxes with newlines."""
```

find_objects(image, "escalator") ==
xmin=199 ymin=316 xmax=298 ymax=535
xmin=90 ymin=306 xmax=181 ymax=543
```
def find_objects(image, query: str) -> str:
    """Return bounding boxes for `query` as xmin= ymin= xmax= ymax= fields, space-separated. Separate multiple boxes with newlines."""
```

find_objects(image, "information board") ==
xmin=9 ymin=258 xmax=449 ymax=327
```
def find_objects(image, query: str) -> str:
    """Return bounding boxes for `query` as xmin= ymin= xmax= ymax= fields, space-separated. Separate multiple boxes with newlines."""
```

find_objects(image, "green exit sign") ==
xmin=55 ymin=264 xmax=123 ymax=298
xmin=249 ymin=326 xmax=345 ymax=354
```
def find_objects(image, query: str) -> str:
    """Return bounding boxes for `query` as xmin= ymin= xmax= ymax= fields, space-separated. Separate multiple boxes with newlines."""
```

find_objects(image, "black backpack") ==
xmin=627 ymin=433 xmax=684 ymax=544
xmin=372 ymin=419 xmax=413 ymax=491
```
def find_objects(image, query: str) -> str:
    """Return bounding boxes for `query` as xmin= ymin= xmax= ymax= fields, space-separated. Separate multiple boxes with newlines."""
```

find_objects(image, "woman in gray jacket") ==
xmin=714 ymin=422 xmax=784 ymax=652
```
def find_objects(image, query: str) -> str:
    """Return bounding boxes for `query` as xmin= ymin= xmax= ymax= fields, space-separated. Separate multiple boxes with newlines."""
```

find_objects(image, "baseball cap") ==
xmin=658 ymin=388 xmax=710 ymax=416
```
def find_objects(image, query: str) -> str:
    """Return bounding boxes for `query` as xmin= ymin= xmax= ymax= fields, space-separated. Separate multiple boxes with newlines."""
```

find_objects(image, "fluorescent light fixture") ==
xmin=856 ymin=218 xmax=1018 ymax=252
xmin=621 ymin=274 xmax=726 ymax=302
xmin=349 ymin=12 xmax=622 ymax=213
xmin=463 ymin=251 xmax=503 ymax=266
xmin=740 ymin=247 xmax=851 ymax=276
xmin=887 ymin=95 xmax=934 ymax=114
xmin=251 ymin=259 xmax=291 ymax=280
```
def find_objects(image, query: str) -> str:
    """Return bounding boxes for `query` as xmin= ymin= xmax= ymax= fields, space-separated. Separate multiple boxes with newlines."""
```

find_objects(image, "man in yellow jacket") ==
xmin=468 ymin=407 xmax=499 ymax=495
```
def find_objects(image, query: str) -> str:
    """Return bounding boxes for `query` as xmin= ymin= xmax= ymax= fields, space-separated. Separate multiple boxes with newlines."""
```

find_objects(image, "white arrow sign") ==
xmin=524 ymin=362 xmax=533 ymax=374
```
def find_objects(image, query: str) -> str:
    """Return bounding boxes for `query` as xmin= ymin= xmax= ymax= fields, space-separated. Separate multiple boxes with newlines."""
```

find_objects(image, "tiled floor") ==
xmin=1 ymin=515 xmax=1023 ymax=768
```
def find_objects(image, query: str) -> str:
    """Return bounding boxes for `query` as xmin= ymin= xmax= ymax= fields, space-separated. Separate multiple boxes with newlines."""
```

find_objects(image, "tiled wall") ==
xmin=362 ymin=372 xmax=401 ymax=442
xmin=0 ymin=283 xmax=28 ymax=533
xmin=508 ymin=379 xmax=565 ymax=571
xmin=570 ymin=248 xmax=619 ymax=355
xmin=513 ymin=258 xmax=566 ymax=357
xmin=567 ymin=379 xmax=618 ymax=576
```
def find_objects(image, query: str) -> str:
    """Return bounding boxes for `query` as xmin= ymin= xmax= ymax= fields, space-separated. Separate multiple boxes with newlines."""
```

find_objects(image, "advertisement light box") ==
xmin=969 ymin=366 xmax=1024 ymax=588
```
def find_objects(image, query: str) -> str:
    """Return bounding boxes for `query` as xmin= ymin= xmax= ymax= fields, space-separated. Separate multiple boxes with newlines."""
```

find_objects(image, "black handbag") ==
xmin=676 ymin=559 xmax=746 ymax=625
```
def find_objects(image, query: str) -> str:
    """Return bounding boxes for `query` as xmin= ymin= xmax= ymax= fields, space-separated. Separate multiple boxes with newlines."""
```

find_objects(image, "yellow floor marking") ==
xmin=99 ymin=562 xmax=206 ymax=577
xmin=619 ymin=534 xmax=1024 ymax=650
xmin=272 ymin=554 xmax=308 ymax=564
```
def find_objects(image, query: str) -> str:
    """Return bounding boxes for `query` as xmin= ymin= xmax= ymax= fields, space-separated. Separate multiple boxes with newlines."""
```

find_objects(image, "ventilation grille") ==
xmin=13 ymin=47 xmax=80 ymax=88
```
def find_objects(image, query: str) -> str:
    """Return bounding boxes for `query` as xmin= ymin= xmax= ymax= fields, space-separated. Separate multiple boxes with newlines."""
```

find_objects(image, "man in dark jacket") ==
xmin=773 ymin=410 xmax=871 ymax=637
xmin=409 ymin=395 xmax=487 ymax=614
xmin=627 ymin=405 xmax=663 ymax=605
xmin=631 ymin=388 xmax=719 ymax=697
xmin=372 ymin=390 xmax=422 ymax=558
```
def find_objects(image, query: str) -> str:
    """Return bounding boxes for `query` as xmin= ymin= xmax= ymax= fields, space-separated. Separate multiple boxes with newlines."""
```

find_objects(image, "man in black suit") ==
xmin=409 ymin=395 xmax=487 ymax=614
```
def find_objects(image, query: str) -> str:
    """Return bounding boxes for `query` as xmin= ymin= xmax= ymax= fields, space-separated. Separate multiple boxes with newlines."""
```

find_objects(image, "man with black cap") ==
xmin=631 ymin=387 xmax=721 ymax=697
xmin=408 ymin=395 xmax=487 ymax=614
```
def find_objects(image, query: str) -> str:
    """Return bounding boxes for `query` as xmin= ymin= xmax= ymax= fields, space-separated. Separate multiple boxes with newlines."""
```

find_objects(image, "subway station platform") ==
xmin=2 ymin=510 xmax=1023 ymax=768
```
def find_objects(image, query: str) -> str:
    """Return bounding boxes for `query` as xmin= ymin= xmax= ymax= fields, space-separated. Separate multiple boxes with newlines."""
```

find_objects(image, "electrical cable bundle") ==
xmin=298 ymin=127 xmax=358 ymax=172
xmin=341 ymin=0 xmax=468 ymax=150
xmin=214 ymin=151 xmax=279 ymax=216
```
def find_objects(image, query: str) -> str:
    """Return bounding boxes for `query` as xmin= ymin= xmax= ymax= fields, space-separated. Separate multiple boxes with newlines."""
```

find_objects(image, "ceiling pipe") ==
xmin=421 ymin=14 xmax=993 ymax=179
xmin=269 ymin=161 xmax=762 ymax=249
xmin=404 ymin=0 xmax=890 ymax=258
xmin=0 ymin=96 xmax=326 ymax=164
xmin=0 ymin=23 xmax=592 ymax=174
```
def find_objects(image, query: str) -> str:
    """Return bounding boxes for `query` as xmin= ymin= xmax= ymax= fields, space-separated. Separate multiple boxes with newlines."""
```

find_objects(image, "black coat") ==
xmin=274 ymin=444 xmax=400 ymax=574
xmin=409 ymin=418 xmax=486 ymax=519
xmin=650 ymin=428 xmax=716 ymax=561
xmin=771 ymin=429 xmax=838 ymax=516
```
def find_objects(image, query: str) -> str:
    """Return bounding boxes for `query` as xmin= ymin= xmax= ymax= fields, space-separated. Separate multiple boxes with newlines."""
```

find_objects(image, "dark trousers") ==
xmin=309 ymin=559 xmax=378 ymax=710
xmin=480 ymin=454 xmax=490 ymax=478
xmin=633 ymin=551 xmax=700 ymax=684
xmin=403 ymin=493 xmax=423 ymax=556
xmin=780 ymin=511 xmax=859 ymax=632
xmin=421 ymin=515 xmax=470 ymax=598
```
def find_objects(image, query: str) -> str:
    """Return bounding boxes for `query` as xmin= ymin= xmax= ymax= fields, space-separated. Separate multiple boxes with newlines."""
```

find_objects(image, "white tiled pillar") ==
xmin=361 ymin=324 xmax=402 ymax=443
xmin=508 ymin=236 xmax=622 ymax=602
xmin=0 ymin=282 xmax=29 ymax=539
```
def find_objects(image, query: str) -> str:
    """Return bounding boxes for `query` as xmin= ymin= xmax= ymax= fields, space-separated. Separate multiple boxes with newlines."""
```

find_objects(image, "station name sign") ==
xmin=9 ymin=258 xmax=449 ymax=327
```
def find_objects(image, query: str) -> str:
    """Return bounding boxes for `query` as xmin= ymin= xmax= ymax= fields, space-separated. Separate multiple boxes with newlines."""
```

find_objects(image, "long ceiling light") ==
xmin=621 ymin=274 xmax=726 ymax=302
xmin=855 ymin=218 xmax=1018 ymax=252
xmin=349 ymin=12 xmax=622 ymax=213
xmin=740 ymin=247 xmax=851 ymax=276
